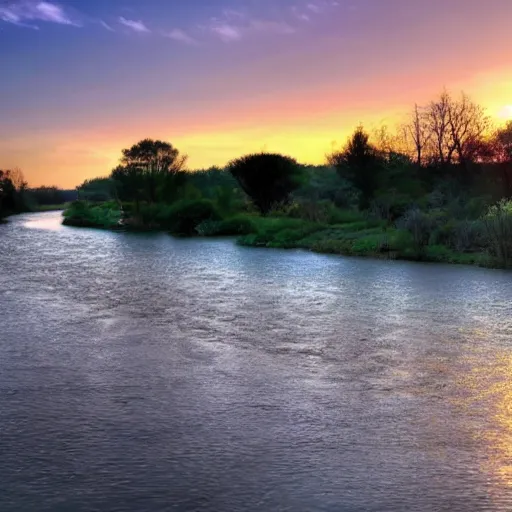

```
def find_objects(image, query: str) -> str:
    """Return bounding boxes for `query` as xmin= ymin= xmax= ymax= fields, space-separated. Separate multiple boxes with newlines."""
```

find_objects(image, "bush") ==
xmin=161 ymin=199 xmax=221 ymax=235
xmin=397 ymin=208 xmax=433 ymax=250
xmin=482 ymin=200 xmax=512 ymax=267
xmin=228 ymin=152 xmax=304 ymax=214
xmin=196 ymin=215 xmax=256 ymax=237
xmin=63 ymin=200 xmax=122 ymax=229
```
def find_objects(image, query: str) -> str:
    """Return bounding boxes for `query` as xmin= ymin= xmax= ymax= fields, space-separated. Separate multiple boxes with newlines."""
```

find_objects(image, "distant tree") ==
xmin=475 ymin=122 xmax=512 ymax=197
xmin=28 ymin=186 xmax=66 ymax=206
xmin=111 ymin=165 xmax=145 ymax=212
xmin=403 ymin=104 xmax=432 ymax=168
xmin=77 ymin=177 xmax=116 ymax=202
xmin=227 ymin=153 xmax=303 ymax=214
xmin=118 ymin=139 xmax=188 ymax=203
xmin=0 ymin=170 xmax=16 ymax=217
xmin=328 ymin=126 xmax=383 ymax=209
xmin=425 ymin=90 xmax=489 ymax=167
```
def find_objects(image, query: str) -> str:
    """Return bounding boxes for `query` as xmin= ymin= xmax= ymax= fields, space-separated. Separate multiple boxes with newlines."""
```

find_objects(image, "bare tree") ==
xmin=426 ymin=90 xmax=453 ymax=165
xmin=403 ymin=104 xmax=431 ymax=167
xmin=424 ymin=90 xmax=489 ymax=167
xmin=8 ymin=167 xmax=27 ymax=191
xmin=447 ymin=92 xmax=490 ymax=167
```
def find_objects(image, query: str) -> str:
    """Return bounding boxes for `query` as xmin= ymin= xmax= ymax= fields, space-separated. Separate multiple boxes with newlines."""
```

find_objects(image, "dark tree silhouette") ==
xmin=328 ymin=126 xmax=382 ymax=209
xmin=115 ymin=139 xmax=187 ymax=204
xmin=0 ymin=170 xmax=16 ymax=218
xmin=227 ymin=152 xmax=303 ymax=214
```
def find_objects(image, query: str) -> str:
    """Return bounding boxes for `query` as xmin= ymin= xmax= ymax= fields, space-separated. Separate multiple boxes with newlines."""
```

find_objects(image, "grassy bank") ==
xmin=62 ymin=200 xmax=501 ymax=268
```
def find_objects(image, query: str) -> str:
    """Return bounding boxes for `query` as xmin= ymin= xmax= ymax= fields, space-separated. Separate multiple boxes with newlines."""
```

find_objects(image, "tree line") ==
xmin=5 ymin=88 xmax=512 ymax=267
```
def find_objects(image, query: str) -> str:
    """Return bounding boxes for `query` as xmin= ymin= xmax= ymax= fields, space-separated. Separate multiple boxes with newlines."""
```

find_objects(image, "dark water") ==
xmin=1 ymin=212 xmax=512 ymax=511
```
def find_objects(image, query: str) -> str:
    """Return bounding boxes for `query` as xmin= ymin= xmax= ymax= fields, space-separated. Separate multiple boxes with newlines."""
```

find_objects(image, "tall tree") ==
xmin=328 ymin=126 xmax=383 ymax=209
xmin=0 ymin=170 xmax=16 ymax=218
xmin=118 ymin=139 xmax=187 ymax=203
xmin=228 ymin=153 xmax=303 ymax=214
xmin=403 ymin=104 xmax=431 ymax=168
xmin=425 ymin=90 xmax=489 ymax=167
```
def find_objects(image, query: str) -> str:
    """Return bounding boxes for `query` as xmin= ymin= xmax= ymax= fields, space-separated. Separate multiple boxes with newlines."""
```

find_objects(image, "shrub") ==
xmin=482 ymin=200 xmax=512 ymax=267
xmin=397 ymin=208 xmax=433 ymax=251
xmin=311 ymin=239 xmax=353 ymax=254
xmin=228 ymin=153 xmax=304 ymax=214
xmin=63 ymin=200 xmax=122 ymax=229
xmin=196 ymin=215 xmax=256 ymax=237
xmin=351 ymin=234 xmax=387 ymax=255
xmin=161 ymin=199 xmax=221 ymax=235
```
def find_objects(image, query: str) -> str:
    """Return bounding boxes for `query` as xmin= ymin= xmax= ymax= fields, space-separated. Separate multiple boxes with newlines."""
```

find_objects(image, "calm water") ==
xmin=1 ymin=212 xmax=512 ymax=511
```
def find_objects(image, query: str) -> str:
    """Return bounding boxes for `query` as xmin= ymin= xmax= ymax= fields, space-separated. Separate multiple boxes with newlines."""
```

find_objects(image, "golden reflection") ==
xmin=454 ymin=347 xmax=512 ymax=489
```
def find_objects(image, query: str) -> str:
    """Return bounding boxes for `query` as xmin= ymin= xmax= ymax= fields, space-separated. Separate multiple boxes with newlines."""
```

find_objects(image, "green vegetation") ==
xmin=6 ymin=89 xmax=507 ymax=269
xmin=63 ymin=201 xmax=122 ymax=229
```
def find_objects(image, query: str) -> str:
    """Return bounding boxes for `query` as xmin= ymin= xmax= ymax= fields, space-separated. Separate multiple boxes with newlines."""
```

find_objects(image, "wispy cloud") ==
xmin=162 ymin=28 xmax=198 ymax=45
xmin=209 ymin=23 xmax=242 ymax=42
xmin=206 ymin=9 xmax=296 ymax=43
xmin=119 ymin=16 xmax=150 ymax=33
xmin=0 ymin=1 xmax=80 ymax=29
xmin=99 ymin=20 xmax=114 ymax=32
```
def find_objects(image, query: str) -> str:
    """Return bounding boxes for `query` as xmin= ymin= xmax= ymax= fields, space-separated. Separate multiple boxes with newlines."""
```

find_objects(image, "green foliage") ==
xmin=78 ymin=178 xmax=115 ymax=202
xmin=294 ymin=165 xmax=359 ymax=208
xmin=228 ymin=152 xmax=304 ymax=214
xmin=328 ymin=126 xmax=384 ymax=209
xmin=397 ymin=208 xmax=433 ymax=250
xmin=63 ymin=201 xmax=122 ymax=229
xmin=0 ymin=169 xmax=32 ymax=218
xmin=111 ymin=139 xmax=187 ymax=205
xmin=160 ymin=199 xmax=221 ymax=235
xmin=196 ymin=215 xmax=257 ymax=237
xmin=482 ymin=199 xmax=512 ymax=267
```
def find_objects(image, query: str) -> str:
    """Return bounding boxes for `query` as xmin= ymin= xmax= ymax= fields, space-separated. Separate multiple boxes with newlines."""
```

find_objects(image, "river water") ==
xmin=1 ymin=211 xmax=512 ymax=511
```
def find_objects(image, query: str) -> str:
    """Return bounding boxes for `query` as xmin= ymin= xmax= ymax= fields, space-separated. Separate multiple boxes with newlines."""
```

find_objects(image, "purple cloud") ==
xmin=119 ymin=16 xmax=150 ymax=33
xmin=0 ymin=1 xmax=79 ymax=29
xmin=162 ymin=28 xmax=198 ymax=45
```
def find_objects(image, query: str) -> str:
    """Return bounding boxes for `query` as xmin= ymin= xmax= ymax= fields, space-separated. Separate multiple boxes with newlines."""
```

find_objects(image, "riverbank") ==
xmin=35 ymin=203 xmax=70 ymax=212
xmin=61 ymin=200 xmax=497 ymax=269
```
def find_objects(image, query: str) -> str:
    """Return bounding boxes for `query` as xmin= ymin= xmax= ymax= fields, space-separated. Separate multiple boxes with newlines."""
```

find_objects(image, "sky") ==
xmin=1 ymin=0 xmax=512 ymax=188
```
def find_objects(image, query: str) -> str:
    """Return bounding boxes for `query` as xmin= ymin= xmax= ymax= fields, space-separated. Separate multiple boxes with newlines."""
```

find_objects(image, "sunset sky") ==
xmin=1 ymin=0 xmax=512 ymax=188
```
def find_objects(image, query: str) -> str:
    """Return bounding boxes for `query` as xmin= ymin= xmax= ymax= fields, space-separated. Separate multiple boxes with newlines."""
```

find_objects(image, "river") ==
xmin=1 ymin=211 xmax=512 ymax=511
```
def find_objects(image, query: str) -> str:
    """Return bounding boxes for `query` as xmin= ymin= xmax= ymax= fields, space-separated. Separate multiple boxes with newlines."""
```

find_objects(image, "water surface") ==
xmin=1 ymin=212 xmax=512 ymax=511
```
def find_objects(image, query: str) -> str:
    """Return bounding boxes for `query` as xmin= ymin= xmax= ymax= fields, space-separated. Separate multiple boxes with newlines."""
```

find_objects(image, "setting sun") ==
xmin=498 ymin=105 xmax=512 ymax=120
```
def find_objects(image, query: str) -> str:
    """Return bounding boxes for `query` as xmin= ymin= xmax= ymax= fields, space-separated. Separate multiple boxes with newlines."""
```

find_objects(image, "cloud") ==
xmin=119 ymin=16 xmax=150 ymax=33
xmin=162 ymin=28 xmax=198 ymax=45
xmin=210 ymin=23 xmax=242 ymax=42
xmin=99 ymin=20 xmax=114 ymax=32
xmin=0 ymin=1 xmax=79 ymax=29
xmin=206 ymin=9 xmax=296 ymax=43
xmin=249 ymin=20 xmax=295 ymax=35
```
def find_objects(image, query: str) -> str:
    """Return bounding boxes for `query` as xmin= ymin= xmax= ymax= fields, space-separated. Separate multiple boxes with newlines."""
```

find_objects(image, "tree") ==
xmin=77 ymin=177 xmax=116 ymax=202
xmin=328 ymin=126 xmax=383 ymax=209
xmin=119 ymin=139 xmax=187 ymax=203
xmin=227 ymin=152 xmax=303 ymax=214
xmin=425 ymin=90 xmax=489 ymax=167
xmin=0 ymin=170 xmax=16 ymax=218
xmin=111 ymin=165 xmax=145 ymax=212
xmin=477 ymin=122 xmax=512 ymax=197
xmin=403 ymin=104 xmax=431 ymax=168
